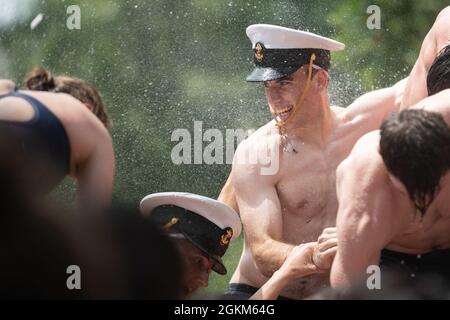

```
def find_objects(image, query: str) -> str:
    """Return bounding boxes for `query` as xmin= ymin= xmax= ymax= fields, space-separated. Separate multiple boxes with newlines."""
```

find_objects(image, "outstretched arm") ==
xmin=343 ymin=77 xmax=406 ymax=127
xmin=330 ymin=135 xmax=400 ymax=288
xmin=401 ymin=6 xmax=450 ymax=108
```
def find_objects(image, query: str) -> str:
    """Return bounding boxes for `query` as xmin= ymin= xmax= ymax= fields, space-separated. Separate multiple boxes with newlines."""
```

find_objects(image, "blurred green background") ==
xmin=0 ymin=0 xmax=448 ymax=295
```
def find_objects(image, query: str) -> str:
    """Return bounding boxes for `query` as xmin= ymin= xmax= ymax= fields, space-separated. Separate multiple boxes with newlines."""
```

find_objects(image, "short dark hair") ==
xmin=379 ymin=109 xmax=450 ymax=216
xmin=427 ymin=45 xmax=450 ymax=96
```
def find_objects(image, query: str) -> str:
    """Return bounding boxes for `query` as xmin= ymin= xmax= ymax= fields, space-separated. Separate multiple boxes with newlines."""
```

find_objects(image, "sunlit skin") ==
xmin=400 ymin=6 xmax=450 ymax=109
xmin=220 ymin=61 xmax=405 ymax=299
xmin=176 ymin=240 xmax=215 ymax=298
xmin=0 ymin=79 xmax=114 ymax=214
xmin=331 ymin=90 xmax=450 ymax=289
xmin=330 ymin=6 xmax=450 ymax=288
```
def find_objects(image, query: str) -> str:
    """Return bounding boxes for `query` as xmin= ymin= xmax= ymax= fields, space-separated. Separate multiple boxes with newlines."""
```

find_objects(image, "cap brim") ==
xmin=183 ymin=232 xmax=228 ymax=275
xmin=246 ymin=65 xmax=300 ymax=82
xmin=210 ymin=255 xmax=227 ymax=275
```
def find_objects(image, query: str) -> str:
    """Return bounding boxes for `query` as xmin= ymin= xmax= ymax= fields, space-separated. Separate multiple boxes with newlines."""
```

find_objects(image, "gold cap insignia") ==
xmin=220 ymin=228 xmax=233 ymax=246
xmin=163 ymin=217 xmax=178 ymax=229
xmin=255 ymin=42 xmax=264 ymax=62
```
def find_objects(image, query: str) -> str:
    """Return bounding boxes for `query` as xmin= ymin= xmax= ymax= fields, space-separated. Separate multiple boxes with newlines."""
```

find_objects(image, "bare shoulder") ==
xmin=436 ymin=6 xmax=450 ymax=21
xmin=331 ymin=105 xmax=346 ymax=115
xmin=234 ymin=120 xmax=278 ymax=158
xmin=0 ymin=79 xmax=15 ymax=93
xmin=337 ymin=131 xmax=381 ymax=182
xmin=411 ymin=89 xmax=450 ymax=124
xmin=24 ymin=90 xmax=111 ymax=153
xmin=233 ymin=121 xmax=278 ymax=185
xmin=26 ymin=90 xmax=109 ymax=136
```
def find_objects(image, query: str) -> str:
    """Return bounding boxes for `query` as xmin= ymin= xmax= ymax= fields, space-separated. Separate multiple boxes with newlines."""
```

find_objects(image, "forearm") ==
xmin=330 ymin=253 xmax=353 ymax=288
xmin=254 ymin=240 xmax=294 ymax=277
xmin=250 ymin=269 xmax=292 ymax=300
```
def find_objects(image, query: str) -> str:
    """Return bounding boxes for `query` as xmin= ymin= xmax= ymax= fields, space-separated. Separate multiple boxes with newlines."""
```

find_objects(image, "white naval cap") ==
xmin=139 ymin=192 xmax=242 ymax=275
xmin=246 ymin=24 xmax=345 ymax=50
xmin=245 ymin=24 xmax=345 ymax=82
xmin=140 ymin=192 xmax=241 ymax=240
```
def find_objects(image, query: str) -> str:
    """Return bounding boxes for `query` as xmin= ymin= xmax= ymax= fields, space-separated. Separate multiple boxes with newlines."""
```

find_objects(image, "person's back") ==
xmin=0 ymin=68 xmax=114 ymax=213
xmin=332 ymin=106 xmax=450 ymax=289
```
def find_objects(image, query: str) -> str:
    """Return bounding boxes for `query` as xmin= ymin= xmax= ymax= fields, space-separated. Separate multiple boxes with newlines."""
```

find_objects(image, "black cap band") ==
xmin=247 ymin=42 xmax=331 ymax=82
xmin=254 ymin=46 xmax=331 ymax=71
xmin=151 ymin=205 xmax=233 ymax=260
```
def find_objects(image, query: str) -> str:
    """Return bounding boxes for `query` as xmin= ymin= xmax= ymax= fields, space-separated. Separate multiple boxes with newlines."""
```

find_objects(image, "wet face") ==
xmin=263 ymin=66 xmax=328 ymax=123
xmin=263 ymin=68 xmax=305 ymax=123
xmin=177 ymin=240 xmax=214 ymax=298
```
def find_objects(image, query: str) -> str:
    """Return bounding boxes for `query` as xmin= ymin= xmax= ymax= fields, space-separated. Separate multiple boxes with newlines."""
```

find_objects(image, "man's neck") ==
xmin=282 ymin=93 xmax=333 ymax=146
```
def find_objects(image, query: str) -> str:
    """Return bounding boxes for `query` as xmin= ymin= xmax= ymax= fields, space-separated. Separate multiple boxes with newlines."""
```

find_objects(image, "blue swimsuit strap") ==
xmin=0 ymin=90 xmax=71 ymax=175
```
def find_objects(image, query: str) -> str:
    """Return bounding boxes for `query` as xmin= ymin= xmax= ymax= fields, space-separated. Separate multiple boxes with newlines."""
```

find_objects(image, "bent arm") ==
xmin=76 ymin=132 xmax=115 ymax=214
xmin=330 ymin=150 xmax=397 ymax=288
xmin=401 ymin=6 xmax=450 ymax=108
xmin=232 ymin=143 xmax=294 ymax=278
xmin=251 ymin=228 xmax=338 ymax=300
xmin=218 ymin=173 xmax=239 ymax=214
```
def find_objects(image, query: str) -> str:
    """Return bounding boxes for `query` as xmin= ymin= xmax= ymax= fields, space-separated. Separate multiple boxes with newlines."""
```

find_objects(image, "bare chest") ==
xmin=274 ymin=144 xmax=349 ymax=242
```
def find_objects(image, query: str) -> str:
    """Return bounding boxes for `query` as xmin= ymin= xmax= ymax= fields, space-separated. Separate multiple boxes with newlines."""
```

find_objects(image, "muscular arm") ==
xmin=401 ymin=6 xmax=450 ymax=108
xmin=217 ymin=173 xmax=239 ymax=214
xmin=330 ymin=134 xmax=400 ymax=288
xmin=251 ymin=228 xmax=338 ymax=300
xmin=343 ymin=77 xmax=406 ymax=127
xmin=232 ymin=141 xmax=294 ymax=278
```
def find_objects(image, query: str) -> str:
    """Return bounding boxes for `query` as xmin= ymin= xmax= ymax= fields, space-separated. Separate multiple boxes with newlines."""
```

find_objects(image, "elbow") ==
xmin=253 ymin=240 xmax=278 ymax=278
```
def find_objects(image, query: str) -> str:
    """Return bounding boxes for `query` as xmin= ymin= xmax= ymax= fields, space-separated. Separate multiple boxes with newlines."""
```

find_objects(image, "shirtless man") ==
xmin=222 ymin=24 xmax=405 ymax=299
xmin=330 ymin=44 xmax=450 ymax=290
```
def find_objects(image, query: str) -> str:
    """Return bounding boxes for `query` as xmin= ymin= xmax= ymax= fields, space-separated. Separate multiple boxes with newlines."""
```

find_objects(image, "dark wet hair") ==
xmin=379 ymin=109 xmax=450 ymax=216
xmin=427 ymin=45 xmax=450 ymax=96
xmin=24 ymin=67 xmax=111 ymax=130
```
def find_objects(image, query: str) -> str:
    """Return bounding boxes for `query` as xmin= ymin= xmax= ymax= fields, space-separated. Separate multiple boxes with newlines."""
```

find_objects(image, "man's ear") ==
xmin=84 ymin=102 xmax=94 ymax=112
xmin=315 ymin=69 xmax=329 ymax=89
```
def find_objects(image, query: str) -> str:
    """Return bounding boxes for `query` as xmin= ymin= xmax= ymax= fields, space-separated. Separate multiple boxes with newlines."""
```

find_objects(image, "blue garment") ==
xmin=0 ymin=90 xmax=71 ymax=194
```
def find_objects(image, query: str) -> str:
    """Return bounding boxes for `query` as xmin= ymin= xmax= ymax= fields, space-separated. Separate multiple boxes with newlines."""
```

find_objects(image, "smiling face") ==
xmin=177 ymin=239 xmax=214 ymax=298
xmin=263 ymin=66 xmax=327 ymax=124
